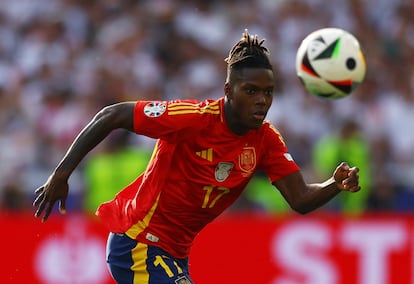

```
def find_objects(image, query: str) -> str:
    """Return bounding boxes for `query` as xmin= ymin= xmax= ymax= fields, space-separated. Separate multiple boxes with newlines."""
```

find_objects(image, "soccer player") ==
xmin=33 ymin=30 xmax=360 ymax=284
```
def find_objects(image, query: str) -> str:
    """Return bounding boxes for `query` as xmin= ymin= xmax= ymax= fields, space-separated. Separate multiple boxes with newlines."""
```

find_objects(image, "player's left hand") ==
xmin=333 ymin=162 xmax=361 ymax=192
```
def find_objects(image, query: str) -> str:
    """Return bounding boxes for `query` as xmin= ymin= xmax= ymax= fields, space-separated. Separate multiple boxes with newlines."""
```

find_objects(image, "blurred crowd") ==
xmin=1 ymin=0 xmax=414 ymax=215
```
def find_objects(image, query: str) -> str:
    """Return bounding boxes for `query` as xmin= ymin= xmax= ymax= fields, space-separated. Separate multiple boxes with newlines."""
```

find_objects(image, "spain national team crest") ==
xmin=144 ymin=102 xmax=166 ymax=117
xmin=215 ymin=162 xmax=234 ymax=182
xmin=238 ymin=147 xmax=256 ymax=173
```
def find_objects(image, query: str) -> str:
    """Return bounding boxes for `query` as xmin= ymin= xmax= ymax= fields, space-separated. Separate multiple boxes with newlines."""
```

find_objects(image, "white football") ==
xmin=296 ymin=28 xmax=366 ymax=99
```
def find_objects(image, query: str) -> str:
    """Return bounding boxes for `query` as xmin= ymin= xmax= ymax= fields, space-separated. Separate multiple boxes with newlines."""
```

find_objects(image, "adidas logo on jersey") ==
xmin=196 ymin=148 xmax=213 ymax=162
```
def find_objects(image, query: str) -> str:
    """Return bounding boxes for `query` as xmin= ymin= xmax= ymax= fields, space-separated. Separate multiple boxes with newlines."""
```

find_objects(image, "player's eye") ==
xmin=264 ymin=89 xmax=274 ymax=96
xmin=246 ymin=88 xmax=256 ymax=95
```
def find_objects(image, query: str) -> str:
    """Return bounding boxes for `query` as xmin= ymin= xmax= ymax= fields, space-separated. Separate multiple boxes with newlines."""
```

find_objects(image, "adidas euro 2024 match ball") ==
xmin=296 ymin=28 xmax=366 ymax=99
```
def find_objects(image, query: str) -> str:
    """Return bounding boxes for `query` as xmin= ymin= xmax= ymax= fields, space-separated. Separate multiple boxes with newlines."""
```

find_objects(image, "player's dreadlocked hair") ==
xmin=225 ymin=29 xmax=273 ymax=83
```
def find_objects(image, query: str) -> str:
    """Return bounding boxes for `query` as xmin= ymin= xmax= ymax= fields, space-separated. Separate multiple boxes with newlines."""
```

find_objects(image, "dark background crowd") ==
xmin=1 ymin=0 xmax=414 ymax=216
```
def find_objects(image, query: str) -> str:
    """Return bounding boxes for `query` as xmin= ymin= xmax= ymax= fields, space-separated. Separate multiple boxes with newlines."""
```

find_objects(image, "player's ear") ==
xmin=224 ymin=83 xmax=233 ymax=100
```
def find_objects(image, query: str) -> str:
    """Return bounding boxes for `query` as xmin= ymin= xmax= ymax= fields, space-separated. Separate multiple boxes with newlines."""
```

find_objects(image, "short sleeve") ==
xmin=259 ymin=123 xmax=300 ymax=182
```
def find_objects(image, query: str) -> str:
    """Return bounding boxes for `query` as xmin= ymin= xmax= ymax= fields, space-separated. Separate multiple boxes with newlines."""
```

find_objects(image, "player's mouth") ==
xmin=252 ymin=111 xmax=266 ymax=121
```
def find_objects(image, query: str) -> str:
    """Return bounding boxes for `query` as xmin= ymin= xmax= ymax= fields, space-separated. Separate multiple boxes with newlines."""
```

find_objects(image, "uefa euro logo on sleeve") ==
xmin=144 ymin=102 xmax=167 ymax=117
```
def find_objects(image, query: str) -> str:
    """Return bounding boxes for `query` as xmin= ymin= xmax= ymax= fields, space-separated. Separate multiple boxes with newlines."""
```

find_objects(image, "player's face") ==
xmin=225 ymin=68 xmax=274 ymax=135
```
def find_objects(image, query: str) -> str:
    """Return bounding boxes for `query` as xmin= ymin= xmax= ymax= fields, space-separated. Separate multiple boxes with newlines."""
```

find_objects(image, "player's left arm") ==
xmin=273 ymin=162 xmax=360 ymax=214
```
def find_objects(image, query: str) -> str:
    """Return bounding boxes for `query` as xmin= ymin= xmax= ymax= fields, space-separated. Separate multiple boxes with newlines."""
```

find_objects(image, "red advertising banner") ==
xmin=3 ymin=213 xmax=112 ymax=284
xmin=191 ymin=213 xmax=412 ymax=284
xmin=2 ymin=212 xmax=413 ymax=284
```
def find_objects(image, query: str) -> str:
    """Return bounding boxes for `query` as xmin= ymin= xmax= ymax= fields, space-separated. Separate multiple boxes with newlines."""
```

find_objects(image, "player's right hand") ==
xmin=33 ymin=174 xmax=69 ymax=222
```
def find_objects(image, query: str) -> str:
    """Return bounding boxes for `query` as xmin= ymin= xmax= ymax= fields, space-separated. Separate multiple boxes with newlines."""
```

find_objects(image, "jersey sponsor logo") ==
xmin=196 ymin=148 xmax=213 ymax=162
xmin=238 ymin=147 xmax=256 ymax=173
xmin=215 ymin=162 xmax=234 ymax=182
xmin=144 ymin=102 xmax=167 ymax=117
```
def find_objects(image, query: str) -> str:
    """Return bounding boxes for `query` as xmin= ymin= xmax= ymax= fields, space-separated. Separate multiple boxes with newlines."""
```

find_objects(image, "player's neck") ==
xmin=223 ymin=99 xmax=248 ymax=136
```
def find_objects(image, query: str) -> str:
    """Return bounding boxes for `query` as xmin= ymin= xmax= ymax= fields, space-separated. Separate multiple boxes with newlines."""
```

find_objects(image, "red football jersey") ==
xmin=96 ymin=97 xmax=299 ymax=258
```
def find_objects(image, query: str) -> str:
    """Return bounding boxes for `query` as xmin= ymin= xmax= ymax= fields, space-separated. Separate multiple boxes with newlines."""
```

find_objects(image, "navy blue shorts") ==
xmin=106 ymin=233 xmax=194 ymax=284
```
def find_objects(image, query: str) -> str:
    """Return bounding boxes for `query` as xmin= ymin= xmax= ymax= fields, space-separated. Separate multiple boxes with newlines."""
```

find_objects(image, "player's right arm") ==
xmin=33 ymin=102 xmax=136 ymax=222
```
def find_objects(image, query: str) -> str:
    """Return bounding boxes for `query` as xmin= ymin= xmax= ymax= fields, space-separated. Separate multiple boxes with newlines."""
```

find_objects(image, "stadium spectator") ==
xmin=83 ymin=131 xmax=152 ymax=213
xmin=312 ymin=119 xmax=372 ymax=214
